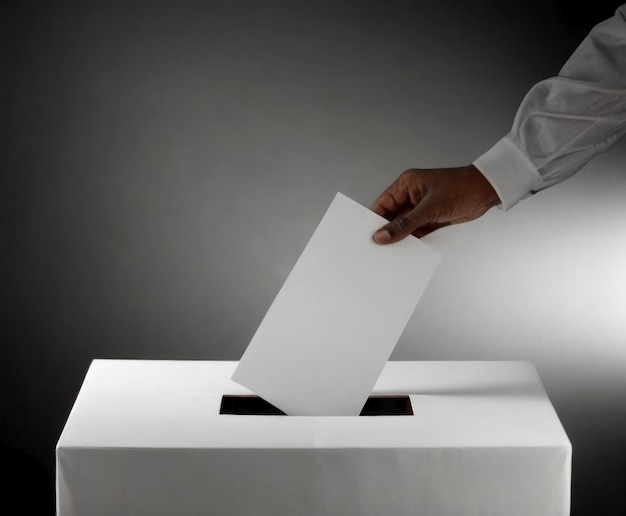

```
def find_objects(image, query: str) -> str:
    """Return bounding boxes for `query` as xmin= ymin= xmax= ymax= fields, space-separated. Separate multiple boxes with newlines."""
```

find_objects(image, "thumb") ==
xmin=373 ymin=204 xmax=430 ymax=245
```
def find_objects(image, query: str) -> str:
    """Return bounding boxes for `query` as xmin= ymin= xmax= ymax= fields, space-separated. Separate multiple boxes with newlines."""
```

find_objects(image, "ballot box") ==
xmin=56 ymin=360 xmax=571 ymax=516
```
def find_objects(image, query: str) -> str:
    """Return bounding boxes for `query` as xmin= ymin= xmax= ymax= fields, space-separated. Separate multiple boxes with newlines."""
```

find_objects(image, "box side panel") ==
xmin=56 ymin=446 xmax=571 ymax=516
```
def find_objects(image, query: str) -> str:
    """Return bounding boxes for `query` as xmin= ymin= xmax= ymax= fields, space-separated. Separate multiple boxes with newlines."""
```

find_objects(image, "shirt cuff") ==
xmin=472 ymin=136 xmax=543 ymax=211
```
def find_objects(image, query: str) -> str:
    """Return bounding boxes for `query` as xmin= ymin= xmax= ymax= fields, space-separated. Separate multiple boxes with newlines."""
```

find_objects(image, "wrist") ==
xmin=465 ymin=164 xmax=501 ymax=209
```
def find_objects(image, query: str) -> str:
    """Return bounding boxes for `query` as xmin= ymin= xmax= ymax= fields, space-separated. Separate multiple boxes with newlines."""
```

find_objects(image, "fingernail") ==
xmin=374 ymin=229 xmax=391 ymax=244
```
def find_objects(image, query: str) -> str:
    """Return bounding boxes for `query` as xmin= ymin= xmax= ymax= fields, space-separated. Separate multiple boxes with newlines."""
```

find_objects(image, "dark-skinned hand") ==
xmin=371 ymin=165 xmax=500 ymax=244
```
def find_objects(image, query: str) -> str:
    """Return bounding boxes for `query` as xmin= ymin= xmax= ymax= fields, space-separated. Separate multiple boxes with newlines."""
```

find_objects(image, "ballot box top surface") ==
xmin=56 ymin=360 xmax=570 ymax=450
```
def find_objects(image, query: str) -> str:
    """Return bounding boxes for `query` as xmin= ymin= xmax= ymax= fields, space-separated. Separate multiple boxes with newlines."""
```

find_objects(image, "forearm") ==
xmin=473 ymin=4 xmax=626 ymax=210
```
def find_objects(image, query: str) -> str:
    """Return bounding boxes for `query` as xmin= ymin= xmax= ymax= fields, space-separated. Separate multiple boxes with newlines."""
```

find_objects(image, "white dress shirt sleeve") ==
xmin=473 ymin=4 xmax=626 ymax=211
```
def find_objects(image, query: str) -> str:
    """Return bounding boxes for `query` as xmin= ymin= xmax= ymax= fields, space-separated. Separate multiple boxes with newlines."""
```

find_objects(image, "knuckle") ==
xmin=394 ymin=215 xmax=412 ymax=232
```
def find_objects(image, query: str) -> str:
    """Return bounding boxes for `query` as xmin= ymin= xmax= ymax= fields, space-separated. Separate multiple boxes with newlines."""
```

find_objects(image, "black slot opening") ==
xmin=220 ymin=395 xmax=413 ymax=416
xmin=220 ymin=395 xmax=286 ymax=415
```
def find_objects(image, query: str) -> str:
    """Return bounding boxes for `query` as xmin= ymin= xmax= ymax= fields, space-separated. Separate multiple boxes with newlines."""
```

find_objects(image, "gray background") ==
xmin=2 ymin=1 xmax=625 ymax=514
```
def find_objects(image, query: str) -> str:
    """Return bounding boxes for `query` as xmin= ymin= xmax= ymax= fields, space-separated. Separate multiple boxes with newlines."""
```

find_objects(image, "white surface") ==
xmin=231 ymin=192 xmax=441 ymax=415
xmin=56 ymin=360 xmax=572 ymax=516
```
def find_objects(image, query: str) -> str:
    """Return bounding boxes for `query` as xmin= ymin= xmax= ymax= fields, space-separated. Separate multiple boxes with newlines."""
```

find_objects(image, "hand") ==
xmin=371 ymin=165 xmax=500 ymax=244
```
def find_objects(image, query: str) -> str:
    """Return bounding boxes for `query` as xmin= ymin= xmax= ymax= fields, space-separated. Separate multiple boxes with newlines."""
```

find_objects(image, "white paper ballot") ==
xmin=231 ymin=192 xmax=441 ymax=415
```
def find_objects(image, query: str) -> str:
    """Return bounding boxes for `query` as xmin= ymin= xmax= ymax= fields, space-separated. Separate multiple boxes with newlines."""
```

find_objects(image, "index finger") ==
xmin=370 ymin=183 xmax=409 ymax=218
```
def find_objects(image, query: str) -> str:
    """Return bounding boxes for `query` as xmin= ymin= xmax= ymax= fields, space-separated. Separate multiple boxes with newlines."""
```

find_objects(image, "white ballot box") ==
xmin=56 ymin=360 xmax=571 ymax=516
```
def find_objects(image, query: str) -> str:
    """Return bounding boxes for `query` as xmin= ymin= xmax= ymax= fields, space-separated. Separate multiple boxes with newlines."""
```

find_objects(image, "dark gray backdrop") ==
xmin=2 ymin=1 xmax=625 ymax=514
